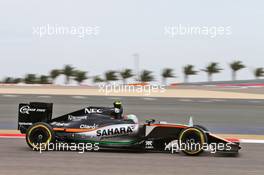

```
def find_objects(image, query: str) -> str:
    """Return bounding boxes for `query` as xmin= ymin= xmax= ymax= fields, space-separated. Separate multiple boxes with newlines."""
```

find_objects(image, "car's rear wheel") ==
xmin=26 ymin=122 xmax=54 ymax=150
xmin=179 ymin=127 xmax=207 ymax=156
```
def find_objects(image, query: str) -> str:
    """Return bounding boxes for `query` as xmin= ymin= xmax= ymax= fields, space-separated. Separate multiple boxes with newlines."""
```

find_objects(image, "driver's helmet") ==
xmin=113 ymin=100 xmax=122 ymax=109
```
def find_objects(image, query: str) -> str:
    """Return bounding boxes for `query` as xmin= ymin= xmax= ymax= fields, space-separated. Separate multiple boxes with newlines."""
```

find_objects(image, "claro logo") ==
xmin=20 ymin=106 xmax=46 ymax=114
xmin=80 ymin=124 xmax=98 ymax=129
xmin=84 ymin=108 xmax=103 ymax=114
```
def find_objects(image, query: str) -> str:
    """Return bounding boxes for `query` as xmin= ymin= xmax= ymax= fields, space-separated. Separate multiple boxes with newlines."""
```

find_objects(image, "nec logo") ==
xmin=84 ymin=108 xmax=103 ymax=114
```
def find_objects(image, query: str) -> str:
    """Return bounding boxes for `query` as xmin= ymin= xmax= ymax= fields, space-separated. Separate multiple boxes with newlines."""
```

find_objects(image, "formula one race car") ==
xmin=18 ymin=102 xmax=240 ymax=156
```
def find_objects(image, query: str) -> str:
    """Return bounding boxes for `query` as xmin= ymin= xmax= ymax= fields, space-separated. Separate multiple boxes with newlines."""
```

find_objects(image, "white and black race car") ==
xmin=18 ymin=102 xmax=240 ymax=156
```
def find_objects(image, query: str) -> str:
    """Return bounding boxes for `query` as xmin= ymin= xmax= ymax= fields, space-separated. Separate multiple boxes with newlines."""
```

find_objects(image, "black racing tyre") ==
xmin=26 ymin=122 xmax=54 ymax=151
xmin=179 ymin=127 xmax=207 ymax=156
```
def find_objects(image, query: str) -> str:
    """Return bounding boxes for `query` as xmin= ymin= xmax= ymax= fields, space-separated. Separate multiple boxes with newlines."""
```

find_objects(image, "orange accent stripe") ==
xmin=225 ymin=138 xmax=240 ymax=143
xmin=53 ymin=128 xmax=96 ymax=133
xmin=53 ymin=128 xmax=64 ymax=131
xmin=147 ymin=124 xmax=187 ymax=128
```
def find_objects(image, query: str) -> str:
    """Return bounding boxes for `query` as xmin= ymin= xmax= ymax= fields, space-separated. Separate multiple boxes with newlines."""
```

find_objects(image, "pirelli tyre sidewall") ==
xmin=179 ymin=127 xmax=207 ymax=156
xmin=26 ymin=122 xmax=54 ymax=151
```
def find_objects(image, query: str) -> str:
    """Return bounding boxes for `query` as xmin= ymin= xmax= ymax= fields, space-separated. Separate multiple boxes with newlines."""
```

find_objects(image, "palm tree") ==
xmin=230 ymin=61 xmax=245 ymax=81
xmin=13 ymin=78 xmax=22 ymax=84
xmin=3 ymin=77 xmax=13 ymax=83
xmin=202 ymin=62 xmax=222 ymax=82
xmin=62 ymin=65 xmax=74 ymax=84
xmin=74 ymin=71 xmax=88 ymax=85
xmin=93 ymin=75 xmax=104 ymax=84
xmin=24 ymin=74 xmax=37 ymax=84
xmin=139 ymin=70 xmax=154 ymax=82
xmin=183 ymin=65 xmax=198 ymax=83
xmin=39 ymin=75 xmax=50 ymax=84
xmin=120 ymin=69 xmax=133 ymax=84
xmin=105 ymin=71 xmax=118 ymax=83
xmin=50 ymin=69 xmax=61 ymax=83
xmin=161 ymin=68 xmax=175 ymax=85
xmin=254 ymin=68 xmax=264 ymax=79
xmin=4 ymin=77 xmax=22 ymax=84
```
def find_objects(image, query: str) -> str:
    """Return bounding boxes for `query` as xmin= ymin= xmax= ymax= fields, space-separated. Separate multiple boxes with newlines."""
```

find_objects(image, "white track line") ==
xmin=72 ymin=96 xmax=87 ymax=99
xmin=211 ymin=99 xmax=226 ymax=102
xmin=240 ymin=139 xmax=264 ymax=144
xmin=248 ymin=101 xmax=262 ymax=103
xmin=37 ymin=95 xmax=51 ymax=98
xmin=142 ymin=97 xmax=156 ymax=101
xmin=2 ymin=94 xmax=18 ymax=97
xmin=198 ymin=100 xmax=213 ymax=103
xmin=107 ymin=97 xmax=121 ymax=100
xmin=178 ymin=99 xmax=193 ymax=102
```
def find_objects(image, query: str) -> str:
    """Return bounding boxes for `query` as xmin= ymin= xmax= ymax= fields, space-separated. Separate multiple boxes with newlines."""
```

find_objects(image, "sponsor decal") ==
xmin=51 ymin=122 xmax=69 ymax=127
xmin=20 ymin=105 xmax=46 ymax=114
xmin=145 ymin=140 xmax=154 ymax=149
xmin=84 ymin=108 xmax=103 ymax=114
xmin=68 ymin=115 xmax=87 ymax=121
xmin=80 ymin=124 xmax=98 ymax=129
xmin=18 ymin=122 xmax=33 ymax=126
xmin=96 ymin=126 xmax=134 ymax=137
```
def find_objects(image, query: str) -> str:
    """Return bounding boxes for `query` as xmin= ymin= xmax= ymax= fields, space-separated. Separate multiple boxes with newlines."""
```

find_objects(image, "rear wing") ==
xmin=18 ymin=102 xmax=53 ymax=133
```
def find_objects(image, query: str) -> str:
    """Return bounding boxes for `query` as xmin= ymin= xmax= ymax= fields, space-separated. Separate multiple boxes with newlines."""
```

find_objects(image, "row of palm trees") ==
xmin=3 ymin=65 xmax=88 ymax=85
xmin=2 ymin=61 xmax=264 ymax=85
xmin=164 ymin=61 xmax=264 ymax=84
xmin=182 ymin=61 xmax=264 ymax=83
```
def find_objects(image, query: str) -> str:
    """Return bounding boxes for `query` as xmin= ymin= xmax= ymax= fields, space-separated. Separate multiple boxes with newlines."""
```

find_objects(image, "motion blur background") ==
xmin=0 ymin=0 xmax=264 ymax=83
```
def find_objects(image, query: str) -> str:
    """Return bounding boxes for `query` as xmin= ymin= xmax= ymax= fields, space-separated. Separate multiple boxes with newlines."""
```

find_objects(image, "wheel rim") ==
xmin=179 ymin=128 xmax=205 ymax=155
xmin=27 ymin=125 xmax=52 ymax=149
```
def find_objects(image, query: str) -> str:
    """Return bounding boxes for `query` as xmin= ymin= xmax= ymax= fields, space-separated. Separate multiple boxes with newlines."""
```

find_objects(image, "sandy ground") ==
xmin=1 ymin=86 xmax=264 ymax=99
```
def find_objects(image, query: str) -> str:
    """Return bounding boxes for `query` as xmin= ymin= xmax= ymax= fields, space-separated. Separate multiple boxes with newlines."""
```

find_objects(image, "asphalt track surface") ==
xmin=0 ymin=139 xmax=263 ymax=175
xmin=0 ymin=94 xmax=264 ymax=134
xmin=0 ymin=94 xmax=264 ymax=175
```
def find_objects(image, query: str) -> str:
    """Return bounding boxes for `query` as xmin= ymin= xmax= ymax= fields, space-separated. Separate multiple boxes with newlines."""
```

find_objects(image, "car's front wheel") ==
xmin=179 ymin=127 xmax=207 ymax=156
